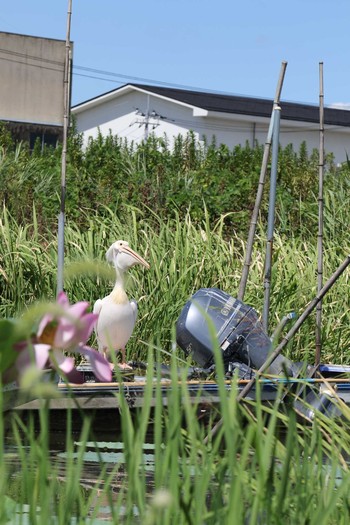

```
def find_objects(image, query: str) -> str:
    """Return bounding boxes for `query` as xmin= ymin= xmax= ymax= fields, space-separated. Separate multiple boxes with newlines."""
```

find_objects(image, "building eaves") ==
xmin=131 ymin=84 xmax=350 ymax=128
xmin=72 ymin=83 xmax=350 ymax=128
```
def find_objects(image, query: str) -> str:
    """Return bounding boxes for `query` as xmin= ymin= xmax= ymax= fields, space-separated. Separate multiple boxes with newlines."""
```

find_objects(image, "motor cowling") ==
xmin=176 ymin=288 xmax=297 ymax=377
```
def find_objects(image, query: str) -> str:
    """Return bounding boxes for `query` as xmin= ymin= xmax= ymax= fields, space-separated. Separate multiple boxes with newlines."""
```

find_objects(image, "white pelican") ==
xmin=93 ymin=240 xmax=150 ymax=369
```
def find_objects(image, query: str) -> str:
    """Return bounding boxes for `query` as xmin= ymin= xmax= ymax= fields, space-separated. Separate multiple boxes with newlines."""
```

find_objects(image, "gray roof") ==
xmin=74 ymin=83 xmax=350 ymax=127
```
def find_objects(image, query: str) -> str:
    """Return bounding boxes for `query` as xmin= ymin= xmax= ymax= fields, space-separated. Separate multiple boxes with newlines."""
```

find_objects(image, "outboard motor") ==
xmin=176 ymin=288 xmax=299 ymax=377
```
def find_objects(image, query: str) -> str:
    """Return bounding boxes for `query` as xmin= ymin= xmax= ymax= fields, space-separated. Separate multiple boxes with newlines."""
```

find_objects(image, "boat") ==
xmin=6 ymin=361 xmax=350 ymax=442
xmin=5 ymin=285 xmax=350 ymax=434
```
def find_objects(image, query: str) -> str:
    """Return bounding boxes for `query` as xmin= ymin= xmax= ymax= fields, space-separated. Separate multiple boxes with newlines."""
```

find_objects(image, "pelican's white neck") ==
xmin=111 ymin=267 xmax=128 ymax=304
xmin=113 ymin=265 xmax=127 ymax=287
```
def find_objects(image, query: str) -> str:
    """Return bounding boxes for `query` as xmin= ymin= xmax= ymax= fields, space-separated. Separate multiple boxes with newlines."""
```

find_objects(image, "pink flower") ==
xmin=14 ymin=292 xmax=112 ymax=384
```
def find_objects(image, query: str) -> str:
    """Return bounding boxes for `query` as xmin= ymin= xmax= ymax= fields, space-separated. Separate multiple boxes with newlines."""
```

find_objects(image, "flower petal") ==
xmin=50 ymin=350 xmax=84 ymax=384
xmin=51 ymin=349 xmax=74 ymax=372
xmin=53 ymin=323 xmax=76 ymax=349
xmin=78 ymin=345 xmax=112 ymax=382
xmin=54 ymin=312 xmax=98 ymax=349
xmin=37 ymin=291 xmax=69 ymax=337
xmin=53 ymin=302 xmax=90 ymax=348
xmin=57 ymin=291 xmax=69 ymax=307
xmin=75 ymin=313 xmax=98 ymax=343
xmin=64 ymin=368 xmax=85 ymax=384
xmin=68 ymin=301 xmax=90 ymax=318
xmin=16 ymin=344 xmax=51 ymax=372
xmin=34 ymin=344 xmax=52 ymax=369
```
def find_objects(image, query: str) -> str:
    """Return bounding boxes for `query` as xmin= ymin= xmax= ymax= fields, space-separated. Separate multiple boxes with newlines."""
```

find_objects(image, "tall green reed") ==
xmin=3 ymin=346 xmax=350 ymax=523
xmin=1 ymin=203 xmax=350 ymax=364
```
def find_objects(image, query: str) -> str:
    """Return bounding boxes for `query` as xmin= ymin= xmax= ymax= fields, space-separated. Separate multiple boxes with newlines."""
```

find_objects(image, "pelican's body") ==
xmin=93 ymin=240 xmax=149 ymax=368
xmin=94 ymin=290 xmax=138 ymax=355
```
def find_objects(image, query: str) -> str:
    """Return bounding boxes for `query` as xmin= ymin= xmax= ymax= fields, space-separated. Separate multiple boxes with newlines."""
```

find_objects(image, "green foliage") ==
xmin=0 ymin=319 xmax=29 ymax=374
xmin=1 ymin=129 xmax=346 ymax=239
xmin=1 ymin=129 xmax=350 ymax=362
xmin=0 ymin=203 xmax=349 ymax=366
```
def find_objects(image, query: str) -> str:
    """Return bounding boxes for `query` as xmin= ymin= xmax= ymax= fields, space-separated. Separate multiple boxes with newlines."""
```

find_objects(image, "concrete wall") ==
xmin=0 ymin=32 xmax=67 ymax=126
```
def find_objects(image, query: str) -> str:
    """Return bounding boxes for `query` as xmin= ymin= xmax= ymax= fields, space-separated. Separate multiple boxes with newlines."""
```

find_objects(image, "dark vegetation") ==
xmin=1 ymin=121 xmax=349 ymax=240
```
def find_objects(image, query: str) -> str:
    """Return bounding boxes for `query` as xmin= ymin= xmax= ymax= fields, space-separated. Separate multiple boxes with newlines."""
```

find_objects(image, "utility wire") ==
xmin=73 ymin=64 xmax=224 ymax=93
xmin=0 ymin=46 xmax=323 ymax=106
xmin=0 ymin=47 xmax=64 ymax=66
xmin=0 ymin=55 xmax=64 ymax=72
xmin=73 ymin=71 xmax=122 ymax=83
xmin=0 ymin=46 xmax=233 ymax=95
xmin=0 ymin=46 xmax=344 ymax=137
xmin=0 ymin=50 xmax=328 ymax=135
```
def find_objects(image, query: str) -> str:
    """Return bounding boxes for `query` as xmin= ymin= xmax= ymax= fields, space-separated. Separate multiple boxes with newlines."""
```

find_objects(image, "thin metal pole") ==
xmin=57 ymin=0 xmax=73 ymax=296
xmin=144 ymin=94 xmax=150 ymax=141
xmin=315 ymin=62 xmax=324 ymax=365
xmin=238 ymin=61 xmax=287 ymax=302
xmin=262 ymin=106 xmax=281 ymax=332
xmin=204 ymin=253 xmax=350 ymax=444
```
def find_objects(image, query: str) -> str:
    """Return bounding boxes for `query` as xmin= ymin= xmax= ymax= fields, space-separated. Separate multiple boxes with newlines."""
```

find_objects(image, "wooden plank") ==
xmin=8 ymin=374 xmax=350 ymax=412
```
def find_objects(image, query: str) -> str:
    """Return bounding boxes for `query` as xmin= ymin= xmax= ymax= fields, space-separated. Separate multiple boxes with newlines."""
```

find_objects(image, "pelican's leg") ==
xmin=118 ymin=347 xmax=132 ymax=370
xmin=101 ymin=347 xmax=115 ymax=370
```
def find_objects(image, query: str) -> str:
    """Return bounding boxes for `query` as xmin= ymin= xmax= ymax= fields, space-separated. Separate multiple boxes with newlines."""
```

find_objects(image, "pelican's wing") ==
xmin=93 ymin=299 xmax=104 ymax=353
xmin=130 ymin=299 xmax=138 ymax=324
xmin=93 ymin=299 xmax=103 ymax=317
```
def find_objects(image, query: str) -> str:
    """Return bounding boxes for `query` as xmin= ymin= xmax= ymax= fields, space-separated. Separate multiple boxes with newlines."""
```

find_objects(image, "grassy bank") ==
xmin=0 ymin=202 xmax=349 ymax=365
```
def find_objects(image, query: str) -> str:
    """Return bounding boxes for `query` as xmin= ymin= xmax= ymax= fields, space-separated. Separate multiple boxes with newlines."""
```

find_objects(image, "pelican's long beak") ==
xmin=119 ymin=245 xmax=150 ymax=270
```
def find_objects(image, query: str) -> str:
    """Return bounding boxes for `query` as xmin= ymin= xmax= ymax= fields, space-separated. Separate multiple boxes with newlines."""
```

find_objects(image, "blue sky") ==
xmin=1 ymin=0 xmax=350 ymax=108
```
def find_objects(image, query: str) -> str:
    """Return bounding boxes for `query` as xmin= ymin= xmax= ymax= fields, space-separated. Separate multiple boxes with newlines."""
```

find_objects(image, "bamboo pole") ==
xmin=57 ymin=0 xmax=73 ymax=296
xmin=204 ymin=253 xmax=350 ymax=444
xmin=237 ymin=61 xmax=287 ymax=302
xmin=262 ymin=106 xmax=281 ymax=332
xmin=315 ymin=62 xmax=325 ymax=365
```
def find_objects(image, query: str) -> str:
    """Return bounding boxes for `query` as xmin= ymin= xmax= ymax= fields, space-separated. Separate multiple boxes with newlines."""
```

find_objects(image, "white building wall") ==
xmin=73 ymin=91 xmax=350 ymax=163
xmin=75 ymin=91 xmax=195 ymax=146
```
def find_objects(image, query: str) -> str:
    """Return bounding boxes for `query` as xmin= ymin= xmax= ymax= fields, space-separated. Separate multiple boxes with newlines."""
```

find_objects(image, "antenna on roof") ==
xmin=57 ymin=0 xmax=72 ymax=296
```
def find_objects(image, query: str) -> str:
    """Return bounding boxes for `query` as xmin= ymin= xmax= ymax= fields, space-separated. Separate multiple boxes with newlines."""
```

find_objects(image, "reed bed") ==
xmin=1 ymin=198 xmax=350 ymax=522
xmin=0 ymin=202 xmax=349 ymax=365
